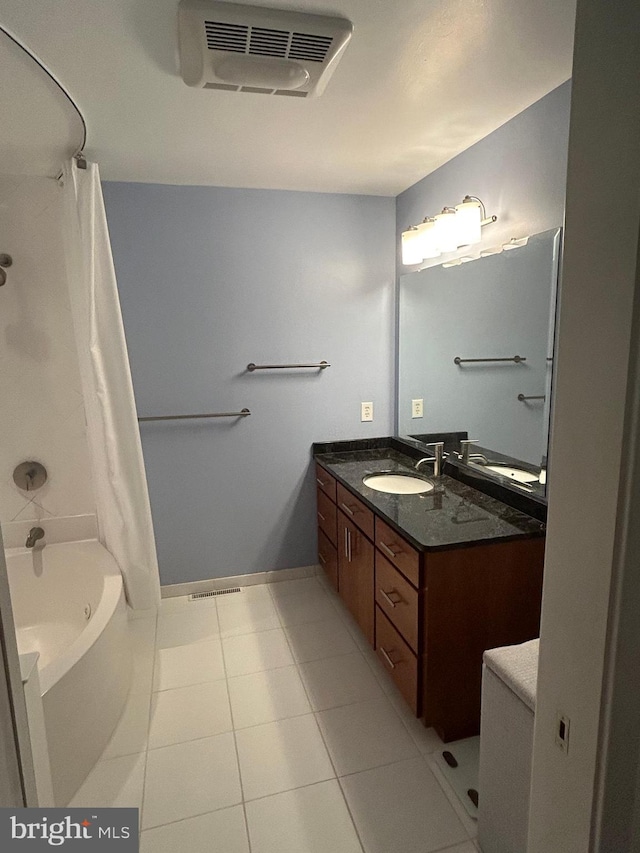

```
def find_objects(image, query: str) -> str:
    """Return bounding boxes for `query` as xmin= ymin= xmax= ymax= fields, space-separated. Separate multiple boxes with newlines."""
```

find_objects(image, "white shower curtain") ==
xmin=62 ymin=159 xmax=160 ymax=610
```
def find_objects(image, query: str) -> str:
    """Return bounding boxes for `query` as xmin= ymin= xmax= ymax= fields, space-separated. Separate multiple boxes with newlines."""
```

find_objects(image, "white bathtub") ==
xmin=6 ymin=540 xmax=132 ymax=806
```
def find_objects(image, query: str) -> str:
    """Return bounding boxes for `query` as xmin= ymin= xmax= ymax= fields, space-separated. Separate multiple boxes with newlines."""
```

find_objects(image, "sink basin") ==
xmin=363 ymin=473 xmax=435 ymax=495
xmin=471 ymin=462 xmax=539 ymax=484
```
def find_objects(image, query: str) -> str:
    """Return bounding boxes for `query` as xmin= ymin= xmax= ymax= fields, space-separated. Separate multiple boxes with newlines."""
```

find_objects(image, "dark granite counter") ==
xmin=314 ymin=446 xmax=545 ymax=552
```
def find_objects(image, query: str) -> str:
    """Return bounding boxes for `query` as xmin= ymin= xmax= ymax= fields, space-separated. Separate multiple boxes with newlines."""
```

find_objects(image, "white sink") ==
xmin=363 ymin=473 xmax=435 ymax=495
xmin=472 ymin=463 xmax=539 ymax=484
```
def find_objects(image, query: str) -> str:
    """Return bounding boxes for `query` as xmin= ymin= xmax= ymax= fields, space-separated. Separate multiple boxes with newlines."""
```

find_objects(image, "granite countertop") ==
xmin=314 ymin=447 xmax=545 ymax=552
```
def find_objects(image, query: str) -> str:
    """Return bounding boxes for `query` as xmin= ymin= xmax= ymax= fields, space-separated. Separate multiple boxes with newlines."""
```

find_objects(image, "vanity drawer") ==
xmin=375 ymin=553 xmax=419 ymax=653
xmin=315 ymin=464 xmax=337 ymax=503
xmin=375 ymin=607 xmax=419 ymax=715
xmin=317 ymin=529 xmax=338 ymax=592
xmin=336 ymin=484 xmax=374 ymax=540
xmin=317 ymin=488 xmax=337 ymax=545
xmin=375 ymin=517 xmax=420 ymax=587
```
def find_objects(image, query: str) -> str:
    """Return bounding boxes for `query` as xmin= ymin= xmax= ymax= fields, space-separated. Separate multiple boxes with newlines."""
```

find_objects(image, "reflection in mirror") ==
xmin=397 ymin=228 xmax=562 ymax=499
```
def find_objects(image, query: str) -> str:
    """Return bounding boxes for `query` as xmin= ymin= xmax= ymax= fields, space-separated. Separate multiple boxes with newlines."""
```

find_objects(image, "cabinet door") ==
xmin=317 ymin=529 xmax=338 ymax=591
xmin=337 ymin=511 xmax=374 ymax=647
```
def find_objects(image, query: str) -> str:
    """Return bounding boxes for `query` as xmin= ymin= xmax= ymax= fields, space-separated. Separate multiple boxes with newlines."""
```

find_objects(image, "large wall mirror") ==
xmin=397 ymin=227 xmax=562 ymax=500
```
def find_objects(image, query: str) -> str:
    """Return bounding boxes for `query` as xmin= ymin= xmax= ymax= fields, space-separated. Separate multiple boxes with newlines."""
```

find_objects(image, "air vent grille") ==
xmin=205 ymin=21 xmax=248 ymax=53
xmin=289 ymin=32 xmax=332 ymax=62
xmin=189 ymin=587 xmax=242 ymax=599
xmin=205 ymin=21 xmax=333 ymax=63
xmin=249 ymin=26 xmax=288 ymax=58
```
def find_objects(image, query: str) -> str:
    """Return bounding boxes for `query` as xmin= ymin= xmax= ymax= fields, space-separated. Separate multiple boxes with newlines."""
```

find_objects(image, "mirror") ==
xmin=397 ymin=227 xmax=561 ymax=499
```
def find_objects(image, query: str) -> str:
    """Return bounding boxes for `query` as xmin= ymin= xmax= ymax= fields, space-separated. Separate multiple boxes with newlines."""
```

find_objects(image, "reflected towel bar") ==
xmin=517 ymin=394 xmax=546 ymax=402
xmin=454 ymin=356 xmax=526 ymax=365
xmin=247 ymin=361 xmax=330 ymax=371
xmin=138 ymin=408 xmax=251 ymax=422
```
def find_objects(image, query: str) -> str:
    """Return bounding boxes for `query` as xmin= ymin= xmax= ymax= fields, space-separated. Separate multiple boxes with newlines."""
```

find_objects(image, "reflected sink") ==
xmin=470 ymin=462 xmax=539 ymax=484
xmin=363 ymin=473 xmax=435 ymax=495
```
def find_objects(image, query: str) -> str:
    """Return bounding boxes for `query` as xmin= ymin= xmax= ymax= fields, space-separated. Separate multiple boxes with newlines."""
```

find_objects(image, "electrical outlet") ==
xmin=412 ymin=398 xmax=424 ymax=418
xmin=555 ymin=712 xmax=570 ymax=753
xmin=361 ymin=402 xmax=373 ymax=422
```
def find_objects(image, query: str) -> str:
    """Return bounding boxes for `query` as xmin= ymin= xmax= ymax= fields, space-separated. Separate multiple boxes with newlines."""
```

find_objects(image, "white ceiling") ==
xmin=0 ymin=0 xmax=576 ymax=195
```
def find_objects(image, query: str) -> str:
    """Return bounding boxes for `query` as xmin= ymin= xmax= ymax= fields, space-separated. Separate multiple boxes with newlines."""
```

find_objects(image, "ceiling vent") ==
xmin=178 ymin=0 xmax=353 ymax=97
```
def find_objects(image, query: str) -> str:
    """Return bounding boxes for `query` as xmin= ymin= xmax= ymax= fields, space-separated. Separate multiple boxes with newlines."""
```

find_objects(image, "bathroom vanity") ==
xmin=314 ymin=440 xmax=545 ymax=743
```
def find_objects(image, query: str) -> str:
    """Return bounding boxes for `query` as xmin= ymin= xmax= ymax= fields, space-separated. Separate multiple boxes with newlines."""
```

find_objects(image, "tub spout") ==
xmin=25 ymin=527 xmax=45 ymax=549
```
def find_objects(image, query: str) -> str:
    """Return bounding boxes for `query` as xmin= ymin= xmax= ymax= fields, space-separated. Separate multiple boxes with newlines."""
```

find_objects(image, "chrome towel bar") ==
xmin=517 ymin=394 xmax=546 ymax=402
xmin=138 ymin=408 xmax=251 ymax=422
xmin=247 ymin=361 xmax=330 ymax=371
xmin=454 ymin=356 xmax=526 ymax=365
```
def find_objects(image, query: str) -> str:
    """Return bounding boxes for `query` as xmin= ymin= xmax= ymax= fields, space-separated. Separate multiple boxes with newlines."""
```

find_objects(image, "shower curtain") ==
xmin=62 ymin=159 xmax=160 ymax=610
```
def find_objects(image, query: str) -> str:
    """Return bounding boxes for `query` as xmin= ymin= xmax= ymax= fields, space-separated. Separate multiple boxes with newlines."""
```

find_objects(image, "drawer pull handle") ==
xmin=380 ymin=589 xmax=400 ymax=608
xmin=317 ymin=511 xmax=326 ymax=522
xmin=347 ymin=529 xmax=352 ymax=563
xmin=379 ymin=646 xmax=396 ymax=669
xmin=380 ymin=541 xmax=401 ymax=560
xmin=316 ymin=478 xmax=327 ymax=487
xmin=340 ymin=502 xmax=357 ymax=517
xmin=318 ymin=552 xmax=327 ymax=565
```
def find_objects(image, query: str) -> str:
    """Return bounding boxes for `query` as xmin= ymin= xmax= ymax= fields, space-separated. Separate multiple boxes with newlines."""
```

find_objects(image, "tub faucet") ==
xmin=416 ymin=442 xmax=446 ymax=477
xmin=25 ymin=527 xmax=45 ymax=549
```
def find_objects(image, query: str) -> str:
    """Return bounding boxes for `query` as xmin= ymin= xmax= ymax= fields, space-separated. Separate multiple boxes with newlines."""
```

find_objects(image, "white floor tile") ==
xmin=298 ymin=653 xmax=384 ymax=711
xmin=274 ymin=592 xmax=339 ymax=627
xmin=153 ymin=638 xmax=225 ymax=691
xmin=228 ymin=664 xmax=311 ymax=729
xmin=245 ymin=780 xmax=362 ymax=853
xmin=284 ymin=618 xmax=359 ymax=662
xmin=217 ymin=595 xmax=281 ymax=638
xmin=140 ymin=805 xmax=250 ymax=853
xmin=143 ymin=733 xmax=241 ymax=829
xmin=340 ymin=758 xmax=468 ymax=853
xmin=69 ymin=752 xmax=146 ymax=810
xmin=102 ymin=691 xmax=151 ymax=759
xmin=222 ymin=628 xmax=294 ymax=677
xmin=148 ymin=680 xmax=232 ymax=748
xmin=426 ymin=756 xmax=479 ymax=839
xmin=156 ymin=608 xmax=220 ymax=649
xmin=235 ymin=714 xmax=335 ymax=801
xmin=268 ymin=577 xmax=327 ymax=600
xmin=316 ymin=697 xmax=419 ymax=776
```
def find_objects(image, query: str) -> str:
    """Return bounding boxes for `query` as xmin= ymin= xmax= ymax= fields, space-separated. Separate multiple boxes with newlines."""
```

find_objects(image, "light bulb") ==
xmin=433 ymin=208 xmax=458 ymax=253
xmin=454 ymin=198 xmax=482 ymax=246
xmin=401 ymin=227 xmax=423 ymax=265
xmin=415 ymin=218 xmax=440 ymax=260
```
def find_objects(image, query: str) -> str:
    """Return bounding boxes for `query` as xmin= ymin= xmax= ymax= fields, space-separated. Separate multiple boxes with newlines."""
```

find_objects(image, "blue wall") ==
xmin=103 ymin=82 xmax=571 ymax=586
xmin=102 ymin=185 xmax=395 ymax=585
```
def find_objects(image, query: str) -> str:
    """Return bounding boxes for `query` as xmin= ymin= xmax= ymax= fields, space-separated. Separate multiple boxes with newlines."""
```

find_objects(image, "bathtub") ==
xmin=6 ymin=540 xmax=132 ymax=806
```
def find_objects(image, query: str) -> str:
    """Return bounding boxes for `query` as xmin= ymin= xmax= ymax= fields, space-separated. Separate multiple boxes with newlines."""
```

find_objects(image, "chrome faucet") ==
xmin=415 ymin=442 xmax=446 ymax=477
xmin=25 ymin=527 xmax=45 ymax=549
xmin=459 ymin=439 xmax=479 ymax=464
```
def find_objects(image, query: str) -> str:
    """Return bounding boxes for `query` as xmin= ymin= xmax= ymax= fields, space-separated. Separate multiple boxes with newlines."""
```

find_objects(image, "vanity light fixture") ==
xmin=480 ymin=246 xmax=504 ymax=257
xmin=442 ymin=258 xmax=463 ymax=268
xmin=401 ymin=226 xmax=424 ymax=265
xmin=433 ymin=208 xmax=459 ymax=253
xmin=401 ymin=195 xmax=497 ymax=265
xmin=414 ymin=218 xmax=440 ymax=259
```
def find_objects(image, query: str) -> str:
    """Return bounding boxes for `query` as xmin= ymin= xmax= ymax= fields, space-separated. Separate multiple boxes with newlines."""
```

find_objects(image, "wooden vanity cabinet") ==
xmin=337 ymin=511 xmax=374 ymax=646
xmin=315 ymin=461 xmax=545 ymax=742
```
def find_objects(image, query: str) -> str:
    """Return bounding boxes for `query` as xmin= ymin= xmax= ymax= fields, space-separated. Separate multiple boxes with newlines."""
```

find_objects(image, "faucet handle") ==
xmin=459 ymin=439 xmax=479 ymax=463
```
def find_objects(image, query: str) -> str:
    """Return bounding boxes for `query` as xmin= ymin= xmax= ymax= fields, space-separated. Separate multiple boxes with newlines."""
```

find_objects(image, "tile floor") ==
xmin=70 ymin=573 xmax=481 ymax=853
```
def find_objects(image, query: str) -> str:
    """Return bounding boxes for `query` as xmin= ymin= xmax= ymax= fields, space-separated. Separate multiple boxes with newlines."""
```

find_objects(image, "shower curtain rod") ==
xmin=0 ymin=24 xmax=87 ymax=169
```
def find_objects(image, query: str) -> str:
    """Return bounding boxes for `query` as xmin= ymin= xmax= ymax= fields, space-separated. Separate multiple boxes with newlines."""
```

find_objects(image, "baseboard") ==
xmin=161 ymin=564 xmax=321 ymax=599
